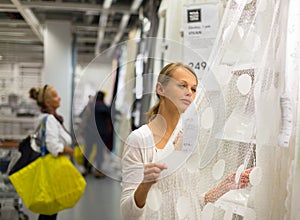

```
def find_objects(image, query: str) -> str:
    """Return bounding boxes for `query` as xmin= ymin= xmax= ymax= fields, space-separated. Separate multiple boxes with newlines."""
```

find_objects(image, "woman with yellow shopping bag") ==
xmin=10 ymin=84 xmax=86 ymax=220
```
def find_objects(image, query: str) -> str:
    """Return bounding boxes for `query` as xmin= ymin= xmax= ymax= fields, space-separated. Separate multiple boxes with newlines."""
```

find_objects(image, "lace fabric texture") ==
xmin=184 ymin=0 xmax=299 ymax=219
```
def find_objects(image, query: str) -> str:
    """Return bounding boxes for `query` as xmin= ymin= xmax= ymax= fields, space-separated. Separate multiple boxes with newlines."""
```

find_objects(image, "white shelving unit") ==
xmin=0 ymin=116 xmax=37 ymax=141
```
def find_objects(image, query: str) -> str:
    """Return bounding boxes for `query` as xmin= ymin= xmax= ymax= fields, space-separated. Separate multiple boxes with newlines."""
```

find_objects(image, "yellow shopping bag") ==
xmin=73 ymin=145 xmax=85 ymax=165
xmin=73 ymin=144 xmax=97 ymax=166
xmin=9 ymin=154 xmax=86 ymax=215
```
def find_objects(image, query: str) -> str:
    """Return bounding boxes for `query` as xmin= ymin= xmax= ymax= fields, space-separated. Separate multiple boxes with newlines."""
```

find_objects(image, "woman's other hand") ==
xmin=205 ymin=167 xmax=254 ymax=204
xmin=143 ymin=163 xmax=168 ymax=185
xmin=61 ymin=146 xmax=74 ymax=157
xmin=134 ymin=163 xmax=167 ymax=208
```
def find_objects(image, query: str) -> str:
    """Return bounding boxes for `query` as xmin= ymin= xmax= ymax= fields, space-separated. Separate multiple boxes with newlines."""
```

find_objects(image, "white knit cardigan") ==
xmin=120 ymin=121 xmax=205 ymax=220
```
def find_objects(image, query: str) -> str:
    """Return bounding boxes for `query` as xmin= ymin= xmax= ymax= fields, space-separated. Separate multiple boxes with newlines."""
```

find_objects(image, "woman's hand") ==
xmin=237 ymin=167 xmax=253 ymax=189
xmin=223 ymin=167 xmax=253 ymax=190
xmin=134 ymin=163 xmax=167 ymax=208
xmin=143 ymin=163 xmax=168 ymax=185
xmin=60 ymin=146 xmax=73 ymax=157
xmin=205 ymin=167 xmax=253 ymax=204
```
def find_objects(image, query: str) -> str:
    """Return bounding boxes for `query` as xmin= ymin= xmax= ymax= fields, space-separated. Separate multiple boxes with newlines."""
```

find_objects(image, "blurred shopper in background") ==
xmin=81 ymin=90 xmax=113 ymax=178
xmin=29 ymin=84 xmax=73 ymax=220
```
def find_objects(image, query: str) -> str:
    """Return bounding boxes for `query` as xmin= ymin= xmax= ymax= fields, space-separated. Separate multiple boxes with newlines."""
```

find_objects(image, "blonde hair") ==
xmin=146 ymin=62 xmax=197 ymax=122
xmin=29 ymin=84 xmax=53 ymax=108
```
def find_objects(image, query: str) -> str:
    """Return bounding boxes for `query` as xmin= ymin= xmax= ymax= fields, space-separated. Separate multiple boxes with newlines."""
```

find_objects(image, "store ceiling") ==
xmin=0 ymin=0 xmax=146 ymax=65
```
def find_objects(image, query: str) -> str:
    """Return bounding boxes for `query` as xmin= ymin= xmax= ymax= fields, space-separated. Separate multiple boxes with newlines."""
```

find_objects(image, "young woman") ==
xmin=29 ymin=85 xmax=73 ymax=220
xmin=120 ymin=62 xmax=252 ymax=219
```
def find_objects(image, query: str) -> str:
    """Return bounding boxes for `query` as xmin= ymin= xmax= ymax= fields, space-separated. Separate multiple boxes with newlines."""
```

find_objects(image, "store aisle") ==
xmin=23 ymin=175 xmax=122 ymax=220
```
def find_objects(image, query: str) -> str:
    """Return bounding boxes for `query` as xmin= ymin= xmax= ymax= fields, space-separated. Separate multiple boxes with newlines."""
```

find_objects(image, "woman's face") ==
xmin=160 ymin=67 xmax=198 ymax=113
xmin=45 ymin=87 xmax=61 ymax=110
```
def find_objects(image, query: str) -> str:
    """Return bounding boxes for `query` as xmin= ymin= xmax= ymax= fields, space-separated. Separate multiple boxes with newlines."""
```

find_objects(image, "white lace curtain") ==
xmin=190 ymin=0 xmax=300 ymax=219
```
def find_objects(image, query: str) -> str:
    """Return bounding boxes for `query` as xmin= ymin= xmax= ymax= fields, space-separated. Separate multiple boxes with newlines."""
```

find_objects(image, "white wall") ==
xmin=44 ymin=21 xmax=72 ymax=129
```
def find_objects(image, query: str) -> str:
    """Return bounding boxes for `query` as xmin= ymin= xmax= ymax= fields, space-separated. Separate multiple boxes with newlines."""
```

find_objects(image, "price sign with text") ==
xmin=183 ymin=3 xmax=220 ymax=79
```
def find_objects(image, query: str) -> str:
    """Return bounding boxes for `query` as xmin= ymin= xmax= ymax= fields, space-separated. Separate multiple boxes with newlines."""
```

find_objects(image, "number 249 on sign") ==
xmin=188 ymin=61 xmax=207 ymax=70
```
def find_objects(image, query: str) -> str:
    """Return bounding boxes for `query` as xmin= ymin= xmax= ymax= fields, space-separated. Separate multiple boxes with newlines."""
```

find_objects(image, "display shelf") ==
xmin=0 ymin=141 xmax=19 ymax=147
xmin=0 ymin=116 xmax=36 ymax=142
xmin=0 ymin=116 xmax=37 ymax=123
xmin=215 ymin=132 xmax=256 ymax=144
xmin=214 ymin=200 xmax=254 ymax=217
xmin=0 ymin=135 xmax=24 ymax=142
xmin=214 ymin=188 xmax=255 ymax=218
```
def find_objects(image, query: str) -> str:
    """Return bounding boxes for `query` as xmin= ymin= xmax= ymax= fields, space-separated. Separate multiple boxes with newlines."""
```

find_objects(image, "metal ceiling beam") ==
xmin=0 ymin=44 xmax=43 ymax=52
xmin=21 ymin=1 xmax=138 ymax=15
xmin=94 ymin=0 xmax=111 ymax=56
xmin=76 ymin=37 xmax=99 ymax=43
xmin=2 ymin=51 xmax=43 ymax=56
xmin=77 ymin=44 xmax=94 ymax=48
xmin=0 ymin=3 xmax=18 ymax=12
xmin=0 ymin=52 xmax=42 ymax=60
xmin=108 ymin=0 xmax=143 ymax=55
xmin=0 ymin=3 xmax=15 ymax=8
xmin=10 ymin=0 xmax=44 ymax=42
xmin=0 ymin=36 xmax=40 ymax=43
xmin=0 ymin=27 xmax=36 ymax=34
xmin=74 ymin=25 xmax=128 ymax=33
xmin=0 ymin=0 xmax=144 ymax=65
xmin=0 ymin=19 xmax=28 ymax=27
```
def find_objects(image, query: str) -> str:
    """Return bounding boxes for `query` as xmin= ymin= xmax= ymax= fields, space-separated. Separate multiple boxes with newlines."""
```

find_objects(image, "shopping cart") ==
xmin=0 ymin=141 xmax=29 ymax=220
